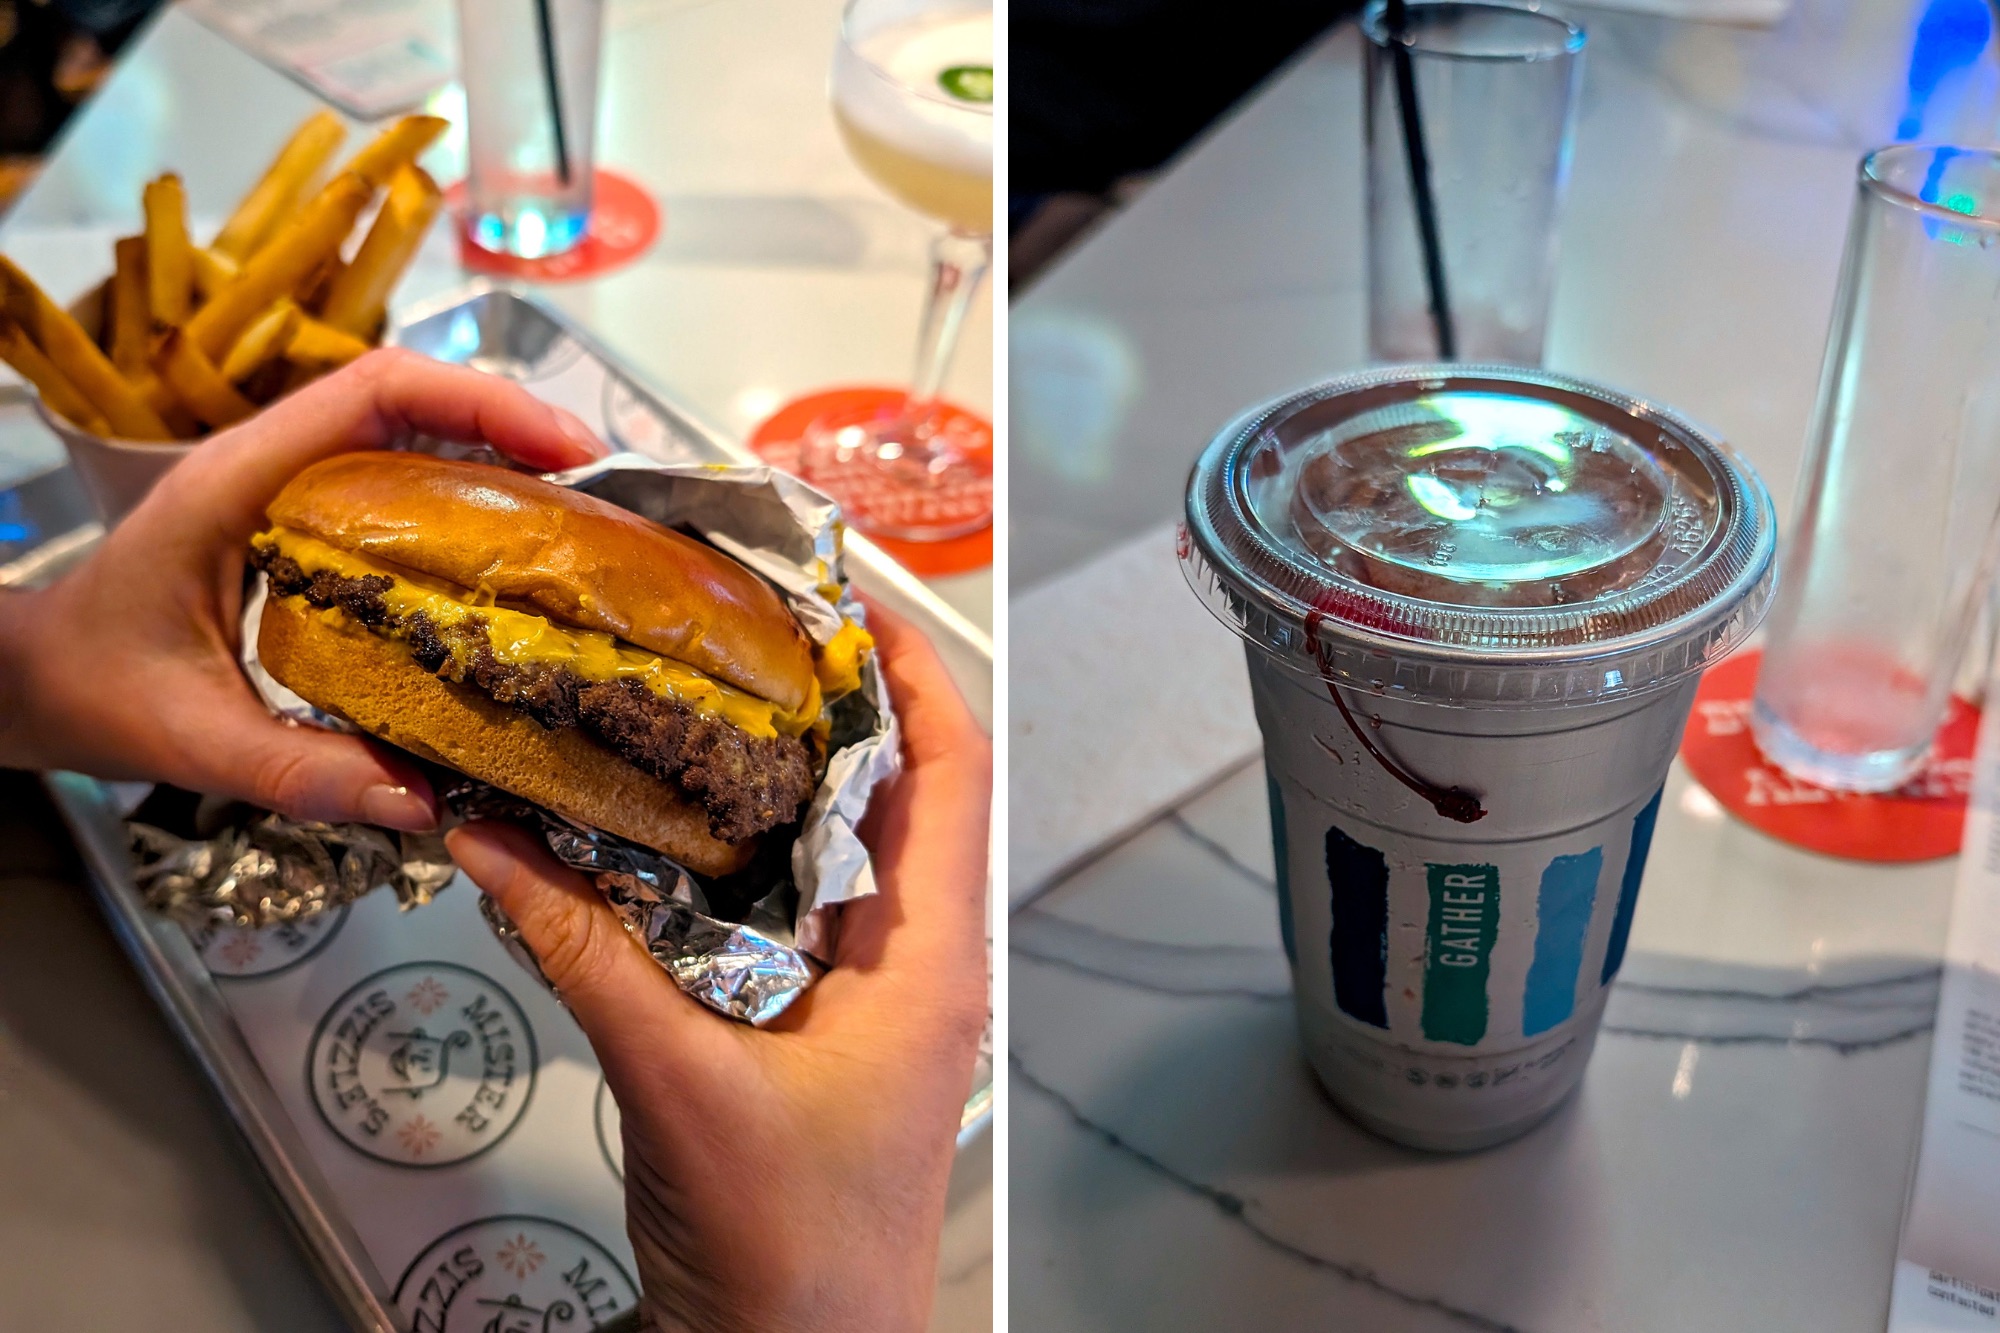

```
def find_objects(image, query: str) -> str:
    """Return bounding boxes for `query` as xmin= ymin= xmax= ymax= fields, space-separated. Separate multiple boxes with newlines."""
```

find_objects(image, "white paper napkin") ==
xmin=1888 ymin=667 xmax=2000 ymax=1328
xmin=1553 ymin=0 xmax=1792 ymax=28
xmin=1008 ymin=522 xmax=1262 ymax=908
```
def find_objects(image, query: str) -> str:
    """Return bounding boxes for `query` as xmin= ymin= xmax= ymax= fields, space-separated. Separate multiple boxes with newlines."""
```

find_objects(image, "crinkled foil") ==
xmin=131 ymin=451 xmax=898 ymax=1025
xmin=132 ymin=815 xmax=455 ymax=928
xmin=451 ymin=781 xmax=814 ymax=1024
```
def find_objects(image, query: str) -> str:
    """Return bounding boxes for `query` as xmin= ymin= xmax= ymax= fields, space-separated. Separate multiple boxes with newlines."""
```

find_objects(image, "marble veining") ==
xmin=1013 ymin=750 xmax=1944 ymax=1329
xmin=1012 ymin=1054 xmax=1534 ymax=1333
xmin=1018 ymin=802 xmax=1943 ymax=1052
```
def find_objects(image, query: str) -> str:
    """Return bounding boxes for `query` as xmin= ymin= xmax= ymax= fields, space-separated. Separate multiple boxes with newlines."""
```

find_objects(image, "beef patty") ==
xmin=252 ymin=547 xmax=819 ymax=843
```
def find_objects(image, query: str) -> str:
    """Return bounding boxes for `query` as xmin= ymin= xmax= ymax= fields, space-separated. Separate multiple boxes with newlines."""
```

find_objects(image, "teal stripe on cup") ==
xmin=1422 ymin=863 xmax=1500 ymax=1045
xmin=1268 ymin=774 xmax=1295 ymax=965
xmin=1600 ymin=787 xmax=1664 ymax=985
xmin=1522 ymin=848 xmax=1602 ymax=1036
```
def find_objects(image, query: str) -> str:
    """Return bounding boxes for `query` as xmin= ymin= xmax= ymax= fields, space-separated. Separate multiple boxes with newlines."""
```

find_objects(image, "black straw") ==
xmin=535 ymin=0 xmax=573 ymax=187
xmin=1384 ymin=0 xmax=1455 ymax=359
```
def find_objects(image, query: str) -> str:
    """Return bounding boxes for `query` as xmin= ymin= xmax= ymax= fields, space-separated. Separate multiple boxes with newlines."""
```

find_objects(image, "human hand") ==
xmin=0 ymin=347 xmax=605 ymax=827
xmin=445 ymin=599 xmax=990 ymax=1333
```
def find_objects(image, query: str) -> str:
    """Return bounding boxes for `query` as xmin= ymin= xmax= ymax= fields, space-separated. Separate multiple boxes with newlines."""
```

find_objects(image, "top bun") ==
xmin=267 ymin=452 xmax=817 ymax=713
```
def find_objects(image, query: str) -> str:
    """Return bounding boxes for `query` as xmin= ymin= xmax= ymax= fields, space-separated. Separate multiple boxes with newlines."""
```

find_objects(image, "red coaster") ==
xmin=749 ymin=385 xmax=993 ymax=579
xmin=1679 ymin=649 xmax=1977 ymax=863
xmin=447 ymin=169 xmax=661 ymax=282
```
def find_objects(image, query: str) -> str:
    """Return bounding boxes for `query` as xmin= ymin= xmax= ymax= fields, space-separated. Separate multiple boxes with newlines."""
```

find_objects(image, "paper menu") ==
xmin=179 ymin=0 xmax=455 ymax=121
xmin=1889 ymin=697 xmax=2000 ymax=1329
xmin=1552 ymin=0 xmax=1792 ymax=28
xmin=193 ymin=875 xmax=640 ymax=1328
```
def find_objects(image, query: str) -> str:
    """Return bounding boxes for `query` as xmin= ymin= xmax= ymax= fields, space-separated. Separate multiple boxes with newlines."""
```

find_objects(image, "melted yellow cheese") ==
xmin=255 ymin=527 xmax=820 ymax=740
xmin=817 ymin=621 xmax=873 ymax=698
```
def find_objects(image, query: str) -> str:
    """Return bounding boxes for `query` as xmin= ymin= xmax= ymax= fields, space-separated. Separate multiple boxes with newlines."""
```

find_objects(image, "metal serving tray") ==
xmin=30 ymin=285 xmax=994 ymax=1333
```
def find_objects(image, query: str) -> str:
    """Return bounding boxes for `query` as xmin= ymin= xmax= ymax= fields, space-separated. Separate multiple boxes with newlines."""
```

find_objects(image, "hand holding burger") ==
xmin=446 ymin=599 xmax=990 ymax=1333
xmin=0 ymin=348 xmax=606 ymax=826
xmin=0 ymin=347 xmax=990 ymax=1331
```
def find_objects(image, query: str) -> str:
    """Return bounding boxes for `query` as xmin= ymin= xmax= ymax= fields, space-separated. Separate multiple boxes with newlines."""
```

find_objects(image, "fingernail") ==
xmin=360 ymin=783 xmax=436 ymax=832
xmin=551 ymin=407 xmax=608 ymax=459
xmin=443 ymin=826 xmax=506 ymax=892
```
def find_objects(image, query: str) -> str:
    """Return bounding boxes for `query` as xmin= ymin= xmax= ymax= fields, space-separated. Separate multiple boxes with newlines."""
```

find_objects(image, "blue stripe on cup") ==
xmin=1600 ymin=786 xmax=1665 ymax=985
xmin=1325 ymin=823 xmax=1389 ymax=1028
xmin=1522 ymin=848 xmax=1602 ymax=1036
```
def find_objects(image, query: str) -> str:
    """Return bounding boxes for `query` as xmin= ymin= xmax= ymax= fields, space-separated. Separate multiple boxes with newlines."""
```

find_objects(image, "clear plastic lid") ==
xmin=1182 ymin=366 xmax=1778 ymax=707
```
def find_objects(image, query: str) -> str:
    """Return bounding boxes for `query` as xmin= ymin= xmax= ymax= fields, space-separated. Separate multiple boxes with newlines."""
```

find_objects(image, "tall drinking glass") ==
xmin=1363 ymin=1 xmax=1584 ymax=366
xmin=794 ymin=0 xmax=993 ymax=542
xmin=458 ymin=0 xmax=603 ymax=259
xmin=1753 ymin=146 xmax=2000 ymax=791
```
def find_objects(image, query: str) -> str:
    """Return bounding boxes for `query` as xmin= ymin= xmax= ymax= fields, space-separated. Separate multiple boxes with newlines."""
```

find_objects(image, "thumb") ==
xmin=444 ymin=821 xmax=730 ymax=1075
xmin=172 ymin=700 xmax=438 ymax=830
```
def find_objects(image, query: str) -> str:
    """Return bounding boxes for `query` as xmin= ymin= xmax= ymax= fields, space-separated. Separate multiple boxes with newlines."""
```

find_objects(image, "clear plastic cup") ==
xmin=1182 ymin=366 xmax=1777 ymax=1150
xmin=1363 ymin=1 xmax=1585 ymax=366
xmin=1752 ymin=145 xmax=2000 ymax=792
xmin=457 ymin=0 xmax=603 ymax=259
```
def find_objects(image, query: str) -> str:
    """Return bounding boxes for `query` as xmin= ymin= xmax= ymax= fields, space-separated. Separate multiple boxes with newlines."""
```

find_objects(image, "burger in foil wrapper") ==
xmin=130 ymin=451 xmax=898 ymax=1026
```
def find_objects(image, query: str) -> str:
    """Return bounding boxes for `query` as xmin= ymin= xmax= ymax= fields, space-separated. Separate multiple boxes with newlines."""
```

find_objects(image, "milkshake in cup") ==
xmin=1181 ymin=367 xmax=1777 ymax=1151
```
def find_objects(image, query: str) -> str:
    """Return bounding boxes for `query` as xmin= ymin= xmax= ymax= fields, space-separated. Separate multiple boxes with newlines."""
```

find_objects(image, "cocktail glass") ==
xmin=789 ymin=0 xmax=993 ymax=543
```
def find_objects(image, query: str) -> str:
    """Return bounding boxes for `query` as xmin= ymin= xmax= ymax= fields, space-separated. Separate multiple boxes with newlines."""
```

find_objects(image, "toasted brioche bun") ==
xmin=259 ymin=594 xmax=752 ymax=877
xmin=267 ymin=452 xmax=816 ymax=714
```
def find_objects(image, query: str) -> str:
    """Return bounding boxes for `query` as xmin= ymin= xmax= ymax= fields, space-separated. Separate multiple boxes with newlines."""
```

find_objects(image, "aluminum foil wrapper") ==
xmin=131 ymin=814 xmax=455 ymax=929
xmin=152 ymin=450 xmax=899 ymax=1025
xmin=451 ymin=781 xmax=815 ymax=1024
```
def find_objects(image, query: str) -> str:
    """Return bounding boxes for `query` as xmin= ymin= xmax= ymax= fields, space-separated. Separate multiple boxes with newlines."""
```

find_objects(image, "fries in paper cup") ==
xmin=0 ymin=110 xmax=448 ymax=469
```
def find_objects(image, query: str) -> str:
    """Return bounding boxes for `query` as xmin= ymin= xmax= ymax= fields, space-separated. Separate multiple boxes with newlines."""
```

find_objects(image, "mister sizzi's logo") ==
xmin=308 ymin=962 xmax=537 ymax=1167
xmin=187 ymin=904 xmax=350 ymax=978
xmin=393 ymin=1215 xmax=639 ymax=1333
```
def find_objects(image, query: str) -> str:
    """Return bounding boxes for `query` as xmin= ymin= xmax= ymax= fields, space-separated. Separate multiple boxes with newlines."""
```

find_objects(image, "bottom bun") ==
xmin=258 ymin=594 xmax=753 ymax=877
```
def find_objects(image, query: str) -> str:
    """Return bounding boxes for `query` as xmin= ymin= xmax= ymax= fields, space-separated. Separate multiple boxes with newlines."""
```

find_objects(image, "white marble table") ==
xmin=0 ymin=3 xmax=990 ymax=1328
xmin=1009 ymin=0 xmax=1982 ymax=1326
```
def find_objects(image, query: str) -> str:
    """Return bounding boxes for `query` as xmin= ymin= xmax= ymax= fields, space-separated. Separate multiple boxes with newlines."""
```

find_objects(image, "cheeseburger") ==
xmin=247 ymin=452 xmax=870 ymax=877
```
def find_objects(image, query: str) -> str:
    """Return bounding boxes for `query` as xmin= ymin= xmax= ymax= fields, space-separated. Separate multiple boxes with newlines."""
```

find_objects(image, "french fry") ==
xmin=143 ymin=173 xmax=194 ymax=326
xmin=130 ymin=371 xmax=202 ymax=439
xmin=185 ymin=172 xmax=372 ymax=361
xmin=0 ymin=257 xmax=170 ymax=439
xmin=321 ymin=164 xmax=442 ymax=337
xmin=139 ymin=374 xmax=201 ymax=436
xmin=68 ymin=277 xmax=109 ymax=346
xmin=300 ymin=255 xmax=344 ymax=315
xmin=109 ymin=237 xmax=149 ymax=377
xmin=0 ymin=316 xmax=110 ymax=434
xmin=220 ymin=300 xmax=302 ymax=382
xmin=1 ymin=107 xmax=448 ymax=443
xmin=190 ymin=246 xmax=238 ymax=302
xmin=342 ymin=115 xmax=448 ymax=189
xmin=153 ymin=327 xmax=256 ymax=429
xmin=287 ymin=312 xmax=372 ymax=368
xmin=211 ymin=110 xmax=348 ymax=262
